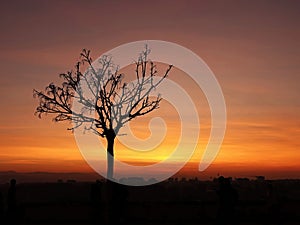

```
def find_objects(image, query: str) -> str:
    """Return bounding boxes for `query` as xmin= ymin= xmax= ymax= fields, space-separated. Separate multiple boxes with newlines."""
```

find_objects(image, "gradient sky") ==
xmin=0 ymin=0 xmax=299 ymax=179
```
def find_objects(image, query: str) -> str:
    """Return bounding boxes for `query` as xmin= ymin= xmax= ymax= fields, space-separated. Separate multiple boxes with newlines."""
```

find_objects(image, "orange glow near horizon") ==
xmin=0 ymin=58 xmax=299 ymax=179
xmin=0 ymin=60 xmax=299 ymax=179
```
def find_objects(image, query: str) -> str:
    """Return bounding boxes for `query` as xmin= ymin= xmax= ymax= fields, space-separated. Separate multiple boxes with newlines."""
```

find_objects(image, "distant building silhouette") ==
xmin=256 ymin=176 xmax=265 ymax=181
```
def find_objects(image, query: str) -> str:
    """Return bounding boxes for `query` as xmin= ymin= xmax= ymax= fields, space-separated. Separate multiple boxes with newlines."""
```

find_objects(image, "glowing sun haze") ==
xmin=0 ymin=0 xmax=299 ymax=179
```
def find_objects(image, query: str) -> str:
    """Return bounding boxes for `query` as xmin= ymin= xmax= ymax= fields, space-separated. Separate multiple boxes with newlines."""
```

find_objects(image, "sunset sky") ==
xmin=0 ymin=0 xmax=299 ymax=179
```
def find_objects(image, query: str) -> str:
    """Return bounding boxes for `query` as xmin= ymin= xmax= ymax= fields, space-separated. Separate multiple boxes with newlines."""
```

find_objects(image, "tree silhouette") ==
xmin=33 ymin=46 xmax=172 ymax=179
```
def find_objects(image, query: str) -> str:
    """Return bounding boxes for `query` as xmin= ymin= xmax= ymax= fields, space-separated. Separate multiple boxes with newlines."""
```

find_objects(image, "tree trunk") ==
xmin=105 ymin=130 xmax=116 ymax=224
xmin=106 ymin=129 xmax=116 ymax=180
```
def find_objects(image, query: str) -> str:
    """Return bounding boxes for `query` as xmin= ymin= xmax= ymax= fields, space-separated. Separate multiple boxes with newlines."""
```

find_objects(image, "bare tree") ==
xmin=33 ymin=46 xmax=172 ymax=179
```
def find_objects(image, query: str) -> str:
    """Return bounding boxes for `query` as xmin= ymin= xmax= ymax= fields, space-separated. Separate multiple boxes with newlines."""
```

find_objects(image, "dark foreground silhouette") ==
xmin=216 ymin=176 xmax=239 ymax=225
xmin=0 ymin=177 xmax=299 ymax=224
